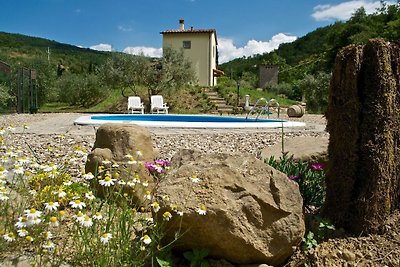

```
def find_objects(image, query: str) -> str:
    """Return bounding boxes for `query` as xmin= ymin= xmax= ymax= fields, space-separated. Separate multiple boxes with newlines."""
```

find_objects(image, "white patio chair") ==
xmin=150 ymin=95 xmax=169 ymax=114
xmin=127 ymin=96 xmax=144 ymax=114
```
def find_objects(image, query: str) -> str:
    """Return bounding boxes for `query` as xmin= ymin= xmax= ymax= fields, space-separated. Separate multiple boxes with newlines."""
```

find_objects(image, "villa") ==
xmin=161 ymin=19 xmax=223 ymax=87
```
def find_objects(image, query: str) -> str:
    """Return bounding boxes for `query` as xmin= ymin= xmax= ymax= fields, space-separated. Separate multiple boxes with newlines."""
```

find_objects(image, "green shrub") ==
xmin=298 ymin=72 xmax=331 ymax=114
xmin=55 ymin=73 xmax=109 ymax=107
xmin=267 ymin=154 xmax=326 ymax=207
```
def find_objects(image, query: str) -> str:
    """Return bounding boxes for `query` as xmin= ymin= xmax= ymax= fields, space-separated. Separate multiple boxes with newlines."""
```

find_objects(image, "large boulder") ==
xmin=155 ymin=149 xmax=305 ymax=266
xmin=85 ymin=124 xmax=156 ymax=198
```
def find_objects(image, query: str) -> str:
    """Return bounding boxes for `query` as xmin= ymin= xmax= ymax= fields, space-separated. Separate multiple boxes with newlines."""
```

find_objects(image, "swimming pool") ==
xmin=74 ymin=114 xmax=306 ymax=128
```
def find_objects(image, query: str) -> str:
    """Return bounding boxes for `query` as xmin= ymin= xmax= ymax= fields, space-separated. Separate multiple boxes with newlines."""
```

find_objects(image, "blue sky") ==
xmin=0 ymin=0 xmax=395 ymax=63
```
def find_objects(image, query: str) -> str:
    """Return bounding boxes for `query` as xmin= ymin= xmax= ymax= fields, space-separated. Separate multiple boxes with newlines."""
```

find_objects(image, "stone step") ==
xmin=209 ymin=99 xmax=226 ymax=104
xmin=215 ymin=104 xmax=233 ymax=109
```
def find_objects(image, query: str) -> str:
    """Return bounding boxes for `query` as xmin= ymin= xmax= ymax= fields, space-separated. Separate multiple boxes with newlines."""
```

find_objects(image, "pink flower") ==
xmin=309 ymin=163 xmax=324 ymax=171
xmin=154 ymin=159 xmax=170 ymax=167
xmin=145 ymin=162 xmax=156 ymax=171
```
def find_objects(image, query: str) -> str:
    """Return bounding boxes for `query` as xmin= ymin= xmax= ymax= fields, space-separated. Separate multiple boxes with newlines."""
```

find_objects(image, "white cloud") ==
xmin=218 ymin=33 xmax=297 ymax=63
xmin=312 ymin=0 xmax=396 ymax=21
xmin=90 ymin=43 xmax=113 ymax=52
xmin=118 ymin=25 xmax=133 ymax=32
xmin=96 ymin=33 xmax=296 ymax=63
xmin=123 ymin=46 xmax=163 ymax=58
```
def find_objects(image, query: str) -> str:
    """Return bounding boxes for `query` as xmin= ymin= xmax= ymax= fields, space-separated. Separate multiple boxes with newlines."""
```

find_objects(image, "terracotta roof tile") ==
xmin=160 ymin=29 xmax=216 ymax=34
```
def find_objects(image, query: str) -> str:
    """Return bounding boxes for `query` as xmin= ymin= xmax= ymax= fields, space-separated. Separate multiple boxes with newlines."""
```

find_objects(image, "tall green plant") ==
xmin=56 ymin=73 xmax=108 ymax=107
xmin=298 ymin=72 xmax=331 ymax=114
xmin=267 ymin=154 xmax=326 ymax=207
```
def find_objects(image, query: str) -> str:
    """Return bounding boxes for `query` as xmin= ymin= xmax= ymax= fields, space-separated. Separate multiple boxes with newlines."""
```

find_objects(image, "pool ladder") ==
xmin=246 ymin=98 xmax=280 ymax=120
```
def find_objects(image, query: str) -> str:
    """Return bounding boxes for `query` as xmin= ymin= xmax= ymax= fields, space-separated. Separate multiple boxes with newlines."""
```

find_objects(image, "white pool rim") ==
xmin=74 ymin=114 xmax=306 ymax=129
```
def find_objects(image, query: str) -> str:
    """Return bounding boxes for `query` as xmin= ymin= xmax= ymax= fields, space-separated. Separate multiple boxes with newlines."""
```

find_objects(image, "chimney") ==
xmin=179 ymin=19 xmax=185 ymax=30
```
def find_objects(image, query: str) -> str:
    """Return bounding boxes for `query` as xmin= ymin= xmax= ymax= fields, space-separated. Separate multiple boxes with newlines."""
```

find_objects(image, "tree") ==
xmin=298 ymin=72 xmax=331 ymax=113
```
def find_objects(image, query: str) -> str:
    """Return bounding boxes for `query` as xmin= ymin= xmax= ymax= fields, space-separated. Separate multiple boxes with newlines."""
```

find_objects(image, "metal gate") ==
xmin=16 ymin=67 xmax=38 ymax=113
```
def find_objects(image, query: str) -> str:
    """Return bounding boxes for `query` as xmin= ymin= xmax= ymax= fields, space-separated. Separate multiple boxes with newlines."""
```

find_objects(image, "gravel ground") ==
xmin=0 ymin=113 xmax=327 ymax=161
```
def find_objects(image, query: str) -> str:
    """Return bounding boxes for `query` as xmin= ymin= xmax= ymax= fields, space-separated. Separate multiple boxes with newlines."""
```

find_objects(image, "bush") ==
xmin=0 ymin=83 xmax=12 ymax=112
xmin=55 ymin=74 xmax=109 ymax=107
xmin=298 ymin=72 xmax=331 ymax=113
xmin=267 ymin=154 xmax=326 ymax=207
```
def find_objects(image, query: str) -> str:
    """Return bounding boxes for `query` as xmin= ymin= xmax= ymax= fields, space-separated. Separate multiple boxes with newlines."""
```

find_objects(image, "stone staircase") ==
xmin=204 ymin=90 xmax=234 ymax=114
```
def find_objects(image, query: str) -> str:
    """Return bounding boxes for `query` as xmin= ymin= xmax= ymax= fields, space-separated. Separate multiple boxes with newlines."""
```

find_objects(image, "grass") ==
xmin=84 ymin=89 xmax=126 ymax=113
xmin=0 ymin=126 xmax=209 ymax=266
xmin=37 ymin=83 xmax=298 ymax=115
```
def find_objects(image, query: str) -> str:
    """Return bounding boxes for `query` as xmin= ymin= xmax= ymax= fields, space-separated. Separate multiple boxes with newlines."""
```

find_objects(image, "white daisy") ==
xmin=80 ymin=216 xmax=93 ymax=228
xmin=17 ymin=229 xmax=29 ymax=237
xmin=118 ymin=180 xmax=127 ymax=185
xmin=69 ymin=199 xmax=86 ymax=209
xmin=98 ymin=176 xmax=116 ymax=187
xmin=112 ymin=162 xmax=119 ymax=168
xmin=3 ymin=232 xmax=15 ymax=242
xmin=144 ymin=191 xmax=152 ymax=200
xmin=127 ymin=158 xmax=137 ymax=165
xmin=100 ymin=233 xmax=112 ymax=244
xmin=0 ymin=193 xmax=9 ymax=201
xmin=196 ymin=205 xmax=207 ymax=215
xmin=42 ymin=240 xmax=55 ymax=250
xmin=163 ymin=211 xmax=172 ymax=221
xmin=44 ymin=201 xmax=60 ymax=212
xmin=24 ymin=208 xmax=42 ymax=220
xmin=13 ymin=165 xmax=24 ymax=175
xmin=56 ymin=189 xmax=67 ymax=198
xmin=85 ymin=191 xmax=96 ymax=200
xmin=151 ymin=202 xmax=160 ymax=212
xmin=63 ymin=180 xmax=72 ymax=186
xmin=101 ymin=159 xmax=111 ymax=166
xmin=190 ymin=175 xmax=201 ymax=183
xmin=92 ymin=212 xmax=103 ymax=220
xmin=49 ymin=216 xmax=59 ymax=227
xmin=42 ymin=231 xmax=53 ymax=239
xmin=15 ymin=216 xmax=28 ymax=228
xmin=82 ymin=172 xmax=94 ymax=180
xmin=127 ymin=180 xmax=136 ymax=187
xmin=141 ymin=235 xmax=151 ymax=245
xmin=124 ymin=154 xmax=133 ymax=159
xmin=74 ymin=211 xmax=85 ymax=223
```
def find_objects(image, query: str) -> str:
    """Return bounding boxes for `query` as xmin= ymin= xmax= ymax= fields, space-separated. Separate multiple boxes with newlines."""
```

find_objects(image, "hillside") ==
xmin=220 ymin=4 xmax=400 ymax=84
xmin=0 ymin=31 xmax=111 ymax=74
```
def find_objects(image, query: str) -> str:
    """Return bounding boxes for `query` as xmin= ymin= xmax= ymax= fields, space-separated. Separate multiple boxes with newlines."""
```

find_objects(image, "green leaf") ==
xmin=156 ymin=256 xmax=173 ymax=267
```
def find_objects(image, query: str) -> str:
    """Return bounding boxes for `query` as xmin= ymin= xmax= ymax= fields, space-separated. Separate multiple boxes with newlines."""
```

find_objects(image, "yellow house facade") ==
xmin=161 ymin=19 xmax=222 ymax=87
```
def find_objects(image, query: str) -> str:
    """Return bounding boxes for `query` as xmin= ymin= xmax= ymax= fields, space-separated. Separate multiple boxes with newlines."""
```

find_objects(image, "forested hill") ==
xmin=0 ymin=31 xmax=111 ymax=74
xmin=220 ymin=3 xmax=400 ymax=84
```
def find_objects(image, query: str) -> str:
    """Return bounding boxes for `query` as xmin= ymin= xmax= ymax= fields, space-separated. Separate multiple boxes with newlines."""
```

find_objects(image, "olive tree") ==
xmin=99 ymin=47 xmax=196 ymax=103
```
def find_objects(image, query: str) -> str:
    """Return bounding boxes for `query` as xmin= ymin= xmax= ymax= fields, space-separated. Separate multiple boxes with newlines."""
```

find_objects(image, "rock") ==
xmin=0 ymin=255 xmax=71 ymax=267
xmin=88 ymin=123 xmax=155 ymax=162
xmin=260 ymin=135 xmax=329 ymax=163
xmin=85 ymin=123 xmax=156 ymax=200
xmin=156 ymin=149 xmax=305 ymax=266
xmin=341 ymin=250 xmax=356 ymax=262
xmin=85 ymin=123 xmax=155 ymax=175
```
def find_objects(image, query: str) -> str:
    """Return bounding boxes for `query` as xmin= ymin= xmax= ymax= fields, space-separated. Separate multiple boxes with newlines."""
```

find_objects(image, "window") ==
xmin=183 ymin=41 xmax=191 ymax=49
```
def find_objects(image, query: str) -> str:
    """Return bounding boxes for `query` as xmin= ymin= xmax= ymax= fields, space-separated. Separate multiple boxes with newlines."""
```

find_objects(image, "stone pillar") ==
xmin=323 ymin=39 xmax=400 ymax=234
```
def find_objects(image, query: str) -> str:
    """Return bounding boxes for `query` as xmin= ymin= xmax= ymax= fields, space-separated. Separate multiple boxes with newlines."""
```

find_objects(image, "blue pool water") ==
xmin=91 ymin=114 xmax=284 ymax=123
xmin=74 ymin=114 xmax=306 ymax=128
